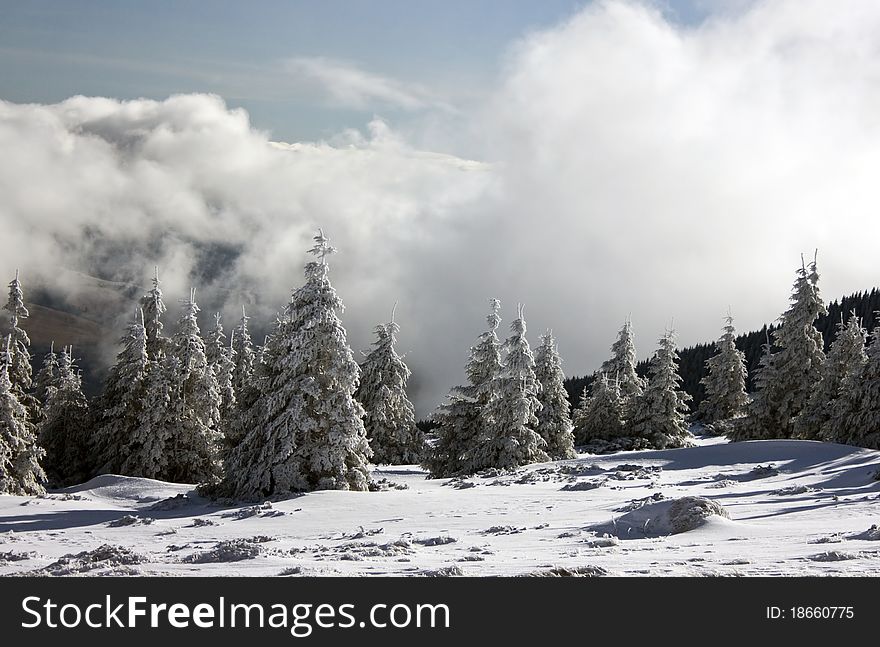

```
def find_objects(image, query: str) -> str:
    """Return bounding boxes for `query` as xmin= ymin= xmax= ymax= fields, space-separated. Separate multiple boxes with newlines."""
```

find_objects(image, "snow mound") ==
xmin=748 ymin=464 xmax=778 ymax=478
xmin=417 ymin=565 xmax=464 ymax=577
xmin=583 ymin=535 xmax=619 ymax=548
xmin=772 ymin=485 xmax=817 ymax=496
xmin=413 ymin=535 xmax=457 ymax=546
xmin=223 ymin=502 xmax=286 ymax=520
xmin=368 ymin=478 xmax=409 ymax=491
xmin=849 ymin=524 xmax=880 ymax=541
xmin=597 ymin=496 xmax=730 ymax=538
xmin=482 ymin=525 xmax=525 ymax=535
xmin=185 ymin=539 xmax=266 ymax=563
xmin=560 ymin=479 xmax=605 ymax=491
xmin=31 ymin=544 xmax=148 ymax=576
xmin=149 ymin=493 xmax=198 ymax=511
xmin=806 ymin=550 xmax=857 ymax=562
xmin=107 ymin=515 xmax=154 ymax=527
xmin=524 ymin=565 xmax=608 ymax=577
xmin=0 ymin=550 xmax=36 ymax=562
xmin=317 ymin=538 xmax=415 ymax=561
xmin=62 ymin=474 xmax=193 ymax=504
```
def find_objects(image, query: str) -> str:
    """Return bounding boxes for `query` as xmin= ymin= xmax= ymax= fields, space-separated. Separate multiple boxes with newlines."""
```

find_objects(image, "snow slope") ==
xmin=2 ymin=436 xmax=879 ymax=576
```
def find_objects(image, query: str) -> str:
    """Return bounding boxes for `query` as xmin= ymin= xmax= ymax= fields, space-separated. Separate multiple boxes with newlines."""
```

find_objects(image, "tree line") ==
xmin=565 ymin=290 xmax=880 ymax=411
xmin=2 ymin=240 xmax=879 ymax=499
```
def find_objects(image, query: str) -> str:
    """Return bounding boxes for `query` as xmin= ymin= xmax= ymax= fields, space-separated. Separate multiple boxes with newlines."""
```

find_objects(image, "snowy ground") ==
xmin=2 ymin=435 xmax=880 ymax=576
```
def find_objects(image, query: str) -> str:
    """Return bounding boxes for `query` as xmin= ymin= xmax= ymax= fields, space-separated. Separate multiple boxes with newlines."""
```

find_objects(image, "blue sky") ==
xmin=0 ymin=0 xmax=709 ymax=141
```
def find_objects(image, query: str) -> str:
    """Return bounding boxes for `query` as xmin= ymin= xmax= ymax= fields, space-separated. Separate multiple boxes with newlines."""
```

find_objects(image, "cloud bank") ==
xmin=2 ymin=0 xmax=880 ymax=414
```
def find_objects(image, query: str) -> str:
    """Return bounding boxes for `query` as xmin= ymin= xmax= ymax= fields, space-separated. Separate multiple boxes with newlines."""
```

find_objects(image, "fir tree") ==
xmin=423 ymin=299 xmax=503 ymax=478
xmin=697 ymin=313 xmax=749 ymax=423
xmin=0 ymin=335 xmax=46 ymax=495
xmin=736 ymin=256 xmax=826 ymax=439
xmin=221 ymin=230 xmax=371 ymax=498
xmin=225 ymin=306 xmax=258 ymax=454
xmin=822 ymin=314 xmax=880 ymax=449
xmin=573 ymin=374 xmax=625 ymax=444
xmin=463 ymin=305 xmax=549 ymax=472
xmin=93 ymin=308 xmax=152 ymax=476
xmin=140 ymin=266 xmax=168 ymax=361
xmin=205 ymin=311 xmax=236 ymax=420
xmin=165 ymin=289 xmax=222 ymax=484
xmin=3 ymin=270 xmax=40 ymax=424
xmin=255 ymin=335 xmax=269 ymax=368
xmin=628 ymin=330 xmax=693 ymax=448
xmin=729 ymin=332 xmax=785 ymax=441
xmin=533 ymin=330 xmax=575 ymax=459
xmin=39 ymin=346 xmax=92 ymax=487
xmin=231 ymin=305 xmax=256 ymax=400
xmin=601 ymin=318 xmax=644 ymax=400
xmin=34 ymin=341 xmax=59 ymax=408
xmin=120 ymin=355 xmax=173 ymax=479
xmin=797 ymin=313 xmax=867 ymax=440
xmin=357 ymin=306 xmax=425 ymax=465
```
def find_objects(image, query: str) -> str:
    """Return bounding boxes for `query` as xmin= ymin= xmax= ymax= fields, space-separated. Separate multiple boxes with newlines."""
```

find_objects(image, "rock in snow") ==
xmin=598 ymin=496 xmax=730 ymax=538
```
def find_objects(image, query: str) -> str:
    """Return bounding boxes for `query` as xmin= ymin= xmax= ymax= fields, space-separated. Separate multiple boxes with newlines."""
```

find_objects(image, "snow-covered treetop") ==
xmin=5 ymin=269 xmax=28 ymax=324
xmin=464 ymin=298 xmax=504 ymax=395
xmin=174 ymin=288 xmax=205 ymax=369
xmin=232 ymin=305 xmax=255 ymax=386
xmin=505 ymin=303 xmax=534 ymax=376
xmin=178 ymin=288 xmax=201 ymax=330
xmin=601 ymin=317 xmax=643 ymax=398
xmin=781 ymin=253 xmax=826 ymax=331
xmin=487 ymin=298 xmax=501 ymax=332
xmin=309 ymin=228 xmax=337 ymax=265
xmin=205 ymin=311 xmax=230 ymax=363
xmin=140 ymin=266 xmax=167 ymax=358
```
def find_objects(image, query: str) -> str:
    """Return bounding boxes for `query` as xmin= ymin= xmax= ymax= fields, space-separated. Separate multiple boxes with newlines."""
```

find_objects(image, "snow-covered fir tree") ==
xmin=3 ymin=270 xmax=40 ymax=424
xmin=821 ymin=314 xmax=880 ymax=448
xmin=205 ymin=311 xmax=236 ymax=420
xmin=697 ymin=313 xmax=749 ymax=423
xmin=38 ymin=346 xmax=92 ymax=487
xmin=94 ymin=307 xmax=177 ymax=482
xmin=231 ymin=305 xmax=255 ymax=399
xmin=628 ymin=330 xmax=693 ymax=448
xmin=91 ymin=308 xmax=149 ymax=474
xmin=573 ymin=374 xmax=625 ymax=444
xmin=0 ymin=335 xmax=46 ymax=495
xmin=728 ymin=331 xmax=784 ymax=441
xmin=735 ymin=256 xmax=826 ymax=440
xmin=220 ymin=230 xmax=371 ymax=498
xmin=140 ymin=266 xmax=168 ymax=361
xmin=463 ymin=305 xmax=549 ymax=472
xmin=533 ymin=330 xmax=575 ymax=459
xmin=796 ymin=313 xmax=867 ymax=441
xmin=120 ymin=354 xmax=173 ymax=479
xmin=356 ymin=307 xmax=425 ymax=464
xmin=34 ymin=341 xmax=59 ymax=408
xmin=224 ymin=306 xmax=258 ymax=454
xmin=423 ymin=299 xmax=503 ymax=478
xmin=255 ymin=335 xmax=269 ymax=368
xmin=601 ymin=318 xmax=645 ymax=400
xmin=164 ymin=289 xmax=222 ymax=484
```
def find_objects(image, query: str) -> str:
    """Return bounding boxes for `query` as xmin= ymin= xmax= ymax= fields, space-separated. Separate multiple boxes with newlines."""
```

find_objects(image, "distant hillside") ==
xmin=564 ymin=288 xmax=880 ymax=411
xmin=0 ymin=269 xmax=137 ymax=396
